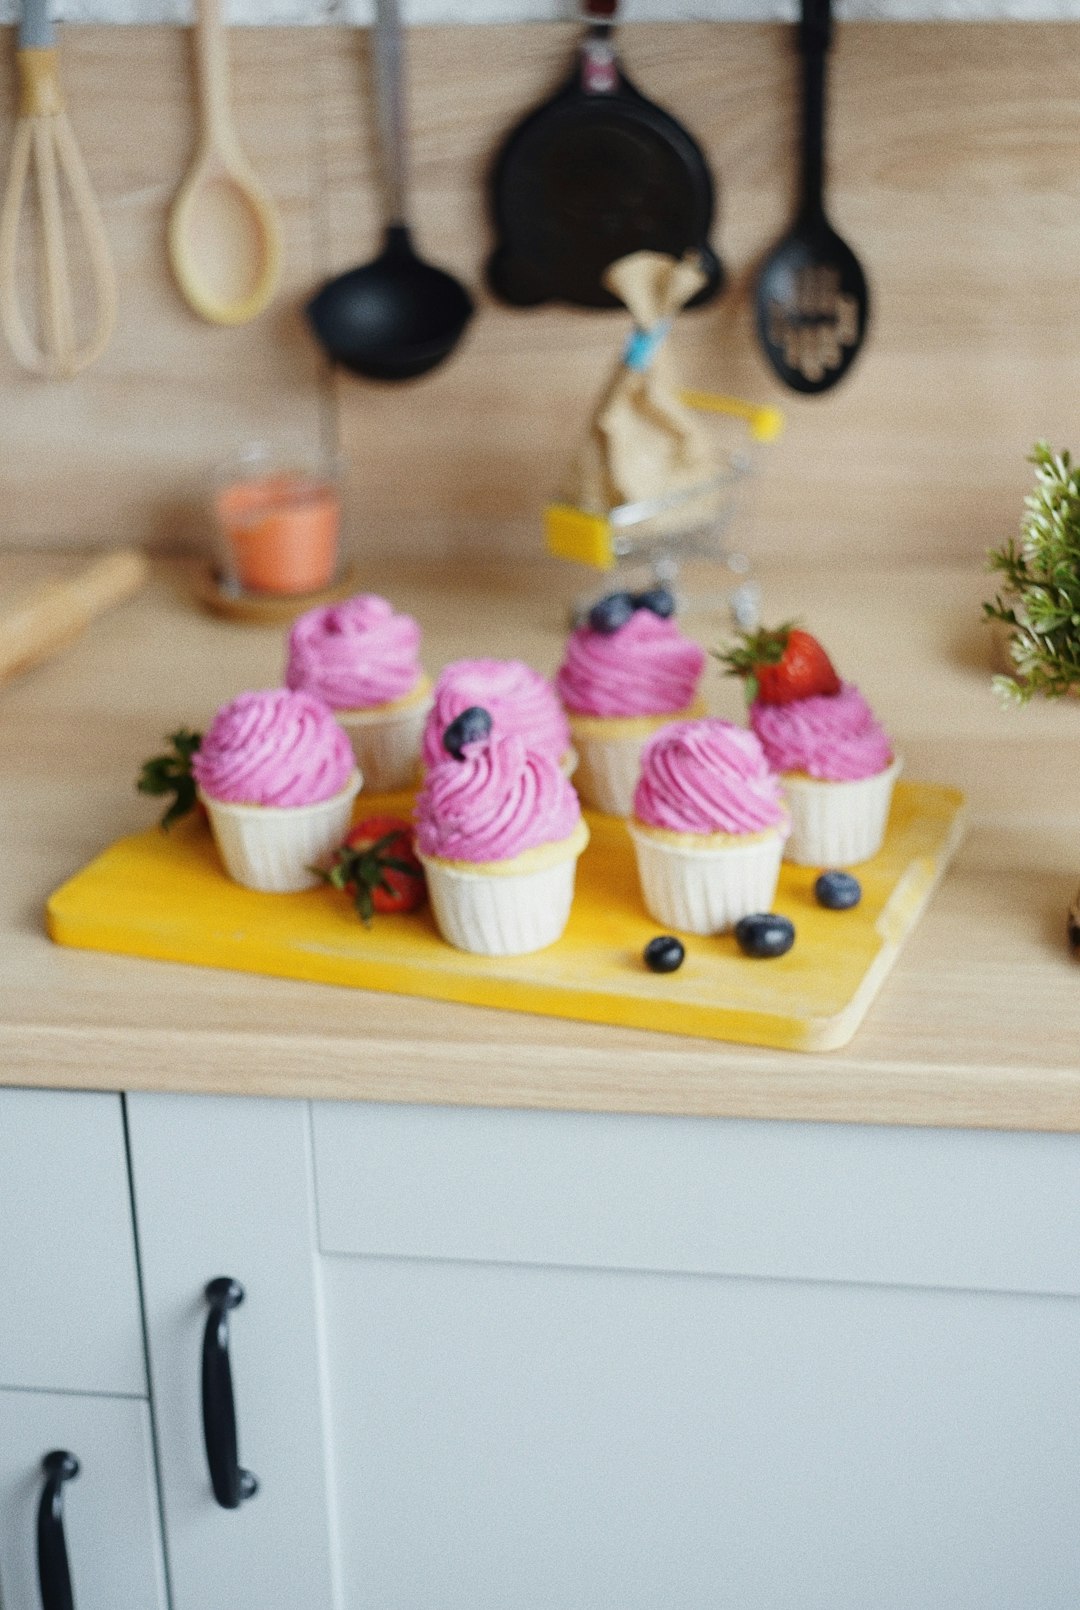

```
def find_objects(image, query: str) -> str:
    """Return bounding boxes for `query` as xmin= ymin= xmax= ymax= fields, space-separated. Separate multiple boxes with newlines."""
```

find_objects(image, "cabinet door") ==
xmin=0 ymin=1388 xmax=167 ymax=1610
xmin=126 ymin=1093 xmax=338 ymax=1610
xmin=0 ymin=1089 xmax=145 ymax=1395
xmin=310 ymin=1102 xmax=1080 ymax=1610
xmin=320 ymin=1255 xmax=1080 ymax=1610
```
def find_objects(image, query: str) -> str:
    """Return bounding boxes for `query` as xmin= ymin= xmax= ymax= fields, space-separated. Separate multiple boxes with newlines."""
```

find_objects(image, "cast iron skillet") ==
xmin=486 ymin=1 xmax=723 ymax=311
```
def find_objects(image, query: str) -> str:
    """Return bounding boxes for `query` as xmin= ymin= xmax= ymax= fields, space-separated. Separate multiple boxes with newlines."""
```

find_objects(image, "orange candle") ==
xmin=216 ymin=471 xmax=340 ymax=597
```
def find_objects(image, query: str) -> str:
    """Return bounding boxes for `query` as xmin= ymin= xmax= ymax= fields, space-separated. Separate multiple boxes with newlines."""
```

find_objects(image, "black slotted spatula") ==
xmin=755 ymin=0 xmax=869 ymax=393
xmin=486 ymin=0 xmax=723 ymax=311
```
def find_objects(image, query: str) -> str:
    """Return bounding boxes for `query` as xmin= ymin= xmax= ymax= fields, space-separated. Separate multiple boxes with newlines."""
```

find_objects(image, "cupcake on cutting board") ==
xmin=192 ymin=688 xmax=360 ymax=893
xmin=415 ymin=708 xmax=589 ymax=957
xmin=556 ymin=587 xmax=706 ymax=817
xmin=286 ymin=594 xmax=431 ymax=792
xmin=720 ymin=623 xmax=900 ymax=867
xmin=421 ymin=658 xmax=573 ymax=776
xmin=628 ymin=718 xmax=789 ymax=934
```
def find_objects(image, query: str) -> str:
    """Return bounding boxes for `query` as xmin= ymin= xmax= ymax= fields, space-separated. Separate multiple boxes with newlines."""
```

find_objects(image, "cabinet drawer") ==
xmin=0 ymin=1089 xmax=145 ymax=1394
xmin=312 ymin=1101 xmax=1080 ymax=1298
xmin=0 ymin=1388 xmax=167 ymax=1610
xmin=127 ymin=1093 xmax=338 ymax=1610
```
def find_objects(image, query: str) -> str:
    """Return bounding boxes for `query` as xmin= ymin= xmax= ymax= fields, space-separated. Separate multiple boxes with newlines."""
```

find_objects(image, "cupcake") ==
xmin=750 ymin=686 xmax=900 ymax=866
xmin=721 ymin=624 xmax=899 ymax=867
xmin=421 ymin=658 xmax=574 ymax=776
xmin=286 ymin=594 xmax=431 ymax=792
xmin=628 ymin=719 xmax=789 ymax=935
xmin=414 ymin=714 xmax=589 ymax=956
xmin=192 ymin=688 xmax=360 ymax=892
xmin=555 ymin=589 xmax=706 ymax=817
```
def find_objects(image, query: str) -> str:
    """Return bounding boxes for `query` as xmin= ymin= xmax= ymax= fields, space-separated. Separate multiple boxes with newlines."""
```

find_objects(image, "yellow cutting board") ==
xmin=46 ymin=781 xmax=964 ymax=1054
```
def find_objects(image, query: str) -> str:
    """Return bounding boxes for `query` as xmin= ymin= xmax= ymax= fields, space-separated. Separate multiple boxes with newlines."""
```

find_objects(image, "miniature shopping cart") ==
xmin=544 ymin=390 xmax=783 ymax=629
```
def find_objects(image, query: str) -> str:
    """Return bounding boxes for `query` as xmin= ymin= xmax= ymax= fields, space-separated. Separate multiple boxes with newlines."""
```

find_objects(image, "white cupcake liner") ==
xmin=418 ymin=841 xmax=585 ymax=956
xmin=628 ymin=824 xmax=785 ymax=935
xmin=200 ymin=771 xmax=362 ymax=893
xmin=781 ymin=757 xmax=903 ymax=867
xmin=337 ymin=696 xmax=432 ymax=794
xmin=572 ymin=733 xmax=652 ymax=817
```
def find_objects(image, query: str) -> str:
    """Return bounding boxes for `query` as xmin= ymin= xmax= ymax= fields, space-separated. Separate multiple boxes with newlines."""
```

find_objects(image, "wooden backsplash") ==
xmin=0 ymin=21 xmax=1077 ymax=566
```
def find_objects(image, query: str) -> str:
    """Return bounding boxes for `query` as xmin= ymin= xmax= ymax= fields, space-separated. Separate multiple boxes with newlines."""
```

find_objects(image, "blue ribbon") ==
xmin=623 ymin=319 xmax=672 ymax=373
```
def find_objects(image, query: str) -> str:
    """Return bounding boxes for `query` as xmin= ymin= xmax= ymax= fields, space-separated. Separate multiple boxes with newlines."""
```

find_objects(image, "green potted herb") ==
xmin=984 ymin=443 xmax=1080 ymax=703
xmin=984 ymin=443 xmax=1080 ymax=948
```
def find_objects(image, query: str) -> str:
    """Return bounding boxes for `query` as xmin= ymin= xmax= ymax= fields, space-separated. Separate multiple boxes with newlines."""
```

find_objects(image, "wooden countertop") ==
xmin=2 ymin=551 xmax=1079 ymax=1132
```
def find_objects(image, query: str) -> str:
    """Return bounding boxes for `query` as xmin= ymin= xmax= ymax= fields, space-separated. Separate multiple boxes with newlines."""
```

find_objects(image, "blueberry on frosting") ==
xmin=587 ymin=592 xmax=636 ymax=635
xmin=442 ymin=706 xmax=493 ymax=761
xmin=632 ymin=586 xmax=676 ymax=619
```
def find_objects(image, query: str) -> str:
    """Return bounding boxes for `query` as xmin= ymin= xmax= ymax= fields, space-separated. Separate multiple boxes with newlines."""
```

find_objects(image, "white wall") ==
xmin=13 ymin=0 xmax=1080 ymax=26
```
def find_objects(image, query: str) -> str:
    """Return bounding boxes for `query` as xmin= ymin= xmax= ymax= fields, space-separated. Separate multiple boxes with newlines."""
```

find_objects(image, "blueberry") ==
xmin=632 ymin=586 xmax=676 ymax=619
xmin=814 ymin=870 xmax=862 ymax=911
xmin=588 ymin=592 xmax=636 ymax=635
xmin=443 ymin=706 xmax=493 ymax=761
xmin=644 ymin=935 xmax=685 ymax=973
xmin=734 ymin=913 xmax=795 ymax=959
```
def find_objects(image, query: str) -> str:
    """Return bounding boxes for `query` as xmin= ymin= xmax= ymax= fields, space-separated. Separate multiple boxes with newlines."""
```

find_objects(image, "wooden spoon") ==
xmin=168 ymin=0 xmax=281 ymax=326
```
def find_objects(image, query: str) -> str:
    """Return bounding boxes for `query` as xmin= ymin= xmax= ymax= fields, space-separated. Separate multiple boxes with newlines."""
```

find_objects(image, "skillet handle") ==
xmin=579 ymin=0 xmax=618 ymax=94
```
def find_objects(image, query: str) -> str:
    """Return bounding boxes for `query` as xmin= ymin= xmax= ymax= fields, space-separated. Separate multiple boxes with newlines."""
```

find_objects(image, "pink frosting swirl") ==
xmin=556 ymin=610 xmax=706 ymax=718
xmin=192 ymin=689 xmax=355 ymax=807
xmin=633 ymin=719 xmax=789 ymax=836
xmin=285 ymin=594 xmax=423 ymax=710
xmin=750 ymin=683 xmax=893 ymax=782
xmin=415 ymin=734 xmax=581 ymax=862
xmin=421 ymin=659 xmax=570 ymax=769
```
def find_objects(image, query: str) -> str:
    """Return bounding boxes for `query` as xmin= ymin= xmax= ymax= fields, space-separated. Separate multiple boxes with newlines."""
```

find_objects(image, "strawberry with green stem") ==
xmin=318 ymin=816 xmax=426 ymax=926
xmin=137 ymin=729 xmax=202 ymax=829
xmin=716 ymin=623 xmax=840 ymax=706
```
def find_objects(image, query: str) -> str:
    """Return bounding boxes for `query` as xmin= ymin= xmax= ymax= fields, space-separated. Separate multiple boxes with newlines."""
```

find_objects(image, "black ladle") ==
xmin=755 ymin=0 xmax=868 ymax=394
xmin=306 ymin=0 xmax=473 ymax=381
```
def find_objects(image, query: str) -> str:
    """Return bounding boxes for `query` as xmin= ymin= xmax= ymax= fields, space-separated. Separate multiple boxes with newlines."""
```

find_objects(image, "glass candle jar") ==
xmin=214 ymin=444 xmax=341 ymax=598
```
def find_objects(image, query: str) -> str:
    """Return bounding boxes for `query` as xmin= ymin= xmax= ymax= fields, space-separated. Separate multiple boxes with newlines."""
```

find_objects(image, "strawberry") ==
xmin=319 ymin=815 xmax=426 ymax=925
xmin=717 ymin=623 xmax=841 ymax=705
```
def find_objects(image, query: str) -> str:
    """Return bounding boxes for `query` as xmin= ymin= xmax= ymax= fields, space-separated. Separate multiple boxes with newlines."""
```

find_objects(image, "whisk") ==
xmin=0 ymin=0 xmax=117 ymax=378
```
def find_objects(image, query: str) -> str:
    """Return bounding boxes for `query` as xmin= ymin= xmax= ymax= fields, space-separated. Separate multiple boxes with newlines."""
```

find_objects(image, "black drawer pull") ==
xmin=37 ymin=1450 xmax=79 ymax=1610
xmin=202 ymin=1277 xmax=259 ymax=1509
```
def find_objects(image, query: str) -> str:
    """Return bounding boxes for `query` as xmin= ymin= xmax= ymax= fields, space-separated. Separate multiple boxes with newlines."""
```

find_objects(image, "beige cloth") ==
xmin=566 ymin=251 xmax=719 ymax=522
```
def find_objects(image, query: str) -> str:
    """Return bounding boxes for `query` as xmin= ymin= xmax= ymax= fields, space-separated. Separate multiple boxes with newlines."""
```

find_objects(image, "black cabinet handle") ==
xmin=37 ymin=1450 xmax=79 ymax=1610
xmin=202 ymin=1277 xmax=259 ymax=1510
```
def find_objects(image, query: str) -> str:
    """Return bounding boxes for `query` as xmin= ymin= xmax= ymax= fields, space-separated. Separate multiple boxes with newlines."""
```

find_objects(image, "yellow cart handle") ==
xmin=679 ymin=390 xmax=785 ymax=443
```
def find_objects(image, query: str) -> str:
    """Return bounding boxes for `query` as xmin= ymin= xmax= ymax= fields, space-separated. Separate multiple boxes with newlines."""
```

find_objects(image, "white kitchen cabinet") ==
xmin=0 ymin=1089 xmax=166 ymax=1609
xmin=0 ymin=1089 xmax=145 ymax=1396
xmin=128 ymin=1092 xmax=1080 ymax=1610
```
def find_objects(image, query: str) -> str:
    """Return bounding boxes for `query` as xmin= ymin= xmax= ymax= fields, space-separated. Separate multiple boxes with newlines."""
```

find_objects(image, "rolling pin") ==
xmin=0 ymin=548 xmax=149 ymax=688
